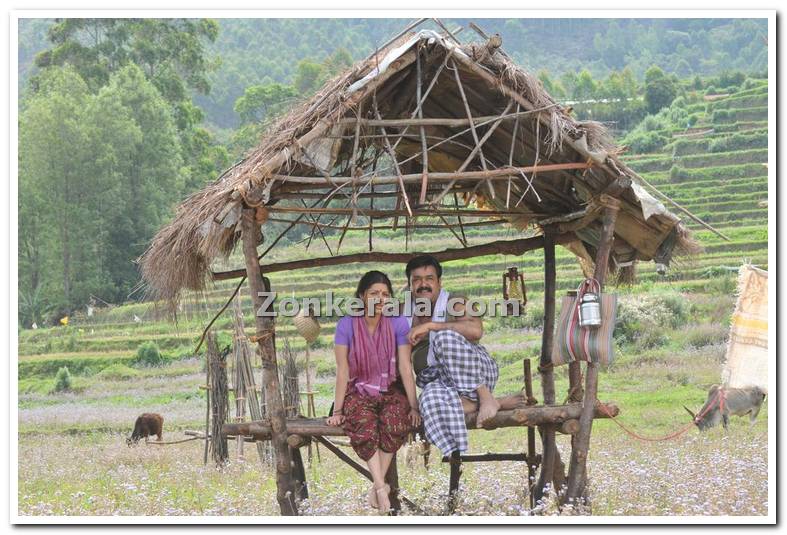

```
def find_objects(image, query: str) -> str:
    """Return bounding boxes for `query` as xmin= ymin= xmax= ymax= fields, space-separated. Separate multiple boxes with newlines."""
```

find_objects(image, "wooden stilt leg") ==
xmin=290 ymin=446 xmax=308 ymax=501
xmin=524 ymin=359 xmax=538 ymax=509
xmin=240 ymin=209 xmax=297 ymax=516
xmin=385 ymin=453 xmax=401 ymax=515
xmin=534 ymin=229 xmax=564 ymax=504
xmin=565 ymin=197 xmax=620 ymax=507
xmin=447 ymin=450 xmax=462 ymax=514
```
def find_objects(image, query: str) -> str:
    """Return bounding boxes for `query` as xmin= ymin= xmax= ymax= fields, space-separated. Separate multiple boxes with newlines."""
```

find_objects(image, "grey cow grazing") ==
xmin=684 ymin=385 xmax=766 ymax=431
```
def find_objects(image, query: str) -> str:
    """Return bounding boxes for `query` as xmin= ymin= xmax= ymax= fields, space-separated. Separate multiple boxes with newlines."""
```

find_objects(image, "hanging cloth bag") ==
xmin=552 ymin=278 xmax=617 ymax=367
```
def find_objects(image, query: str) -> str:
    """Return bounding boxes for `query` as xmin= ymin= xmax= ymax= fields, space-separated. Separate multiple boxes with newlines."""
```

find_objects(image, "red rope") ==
xmin=595 ymin=389 xmax=724 ymax=443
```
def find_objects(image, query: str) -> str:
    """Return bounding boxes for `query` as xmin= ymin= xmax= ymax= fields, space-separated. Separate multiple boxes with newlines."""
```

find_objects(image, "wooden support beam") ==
xmin=213 ymin=235 xmax=579 ymax=282
xmin=221 ymin=403 xmax=620 ymax=440
xmin=270 ymin=162 xmax=593 ymax=186
xmin=334 ymin=109 xmax=549 ymax=129
xmin=441 ymin=452 xmax=528 ymax=463
xmin=266 ymin=216 xmax=507 ymax=232
xmin=264 ymin=206 xmax=545 ymax=218
xmin=240 ymin=209 xmax=297 ymax=516
xmin=565 ymin=197 xmax=621 ymax=506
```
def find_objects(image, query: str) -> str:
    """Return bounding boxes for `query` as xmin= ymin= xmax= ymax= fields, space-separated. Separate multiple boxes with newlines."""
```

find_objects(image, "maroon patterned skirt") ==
xmin=341 ymin=380 xmax=412 ymax=461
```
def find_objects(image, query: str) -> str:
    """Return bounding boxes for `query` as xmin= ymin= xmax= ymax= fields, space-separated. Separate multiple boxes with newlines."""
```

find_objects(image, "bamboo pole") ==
xmin=431 ymin=100 xmax=514 ymax=206
xmin=565 ymin=197 xmax=620 ymax=506
xmin=451 ymin=59 xmax=494 ymax=200
xmin=373 ymin=95 xmax=413 ymax=217
xmin=240 ymin=209 xmax=297 ymax=516
xmin=415 ymin=44 xmax=430 ymax=204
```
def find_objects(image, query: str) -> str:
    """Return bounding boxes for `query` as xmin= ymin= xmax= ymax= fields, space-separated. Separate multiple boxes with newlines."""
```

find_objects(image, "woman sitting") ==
xmin=326 ymin=270 xmax=421 ymax=514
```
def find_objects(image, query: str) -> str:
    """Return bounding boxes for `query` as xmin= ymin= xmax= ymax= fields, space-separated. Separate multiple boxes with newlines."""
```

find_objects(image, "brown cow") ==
xmin=127 ymin=413 xmax=164 ymax=445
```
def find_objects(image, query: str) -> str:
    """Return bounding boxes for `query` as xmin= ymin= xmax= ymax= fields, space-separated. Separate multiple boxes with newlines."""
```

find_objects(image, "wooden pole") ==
xmin=534 ymin=229 xmax=561 ymax=504
xmin=564 ymin=196 xmax=620 ymax=506
xmin=240 ymin=209 xmax=297 ymax=516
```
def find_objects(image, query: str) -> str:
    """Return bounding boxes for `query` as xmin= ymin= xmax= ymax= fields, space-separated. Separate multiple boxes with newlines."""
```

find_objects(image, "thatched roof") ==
xmin=139 ymin=26 xmax=702 ymax=304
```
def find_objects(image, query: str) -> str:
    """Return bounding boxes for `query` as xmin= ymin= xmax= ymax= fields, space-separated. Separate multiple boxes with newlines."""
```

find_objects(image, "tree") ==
xmin=537 ymin=69 xmax=566 ymax=99
xmin=19 ymin=67 xmax=116 ymax=311
xmin=32 ymin=18 xmax=227 ymax=197
xmin=233 ymin=83 xmax=298 ymax=125
xmin=91 ymin=64 xmax=184 ymax=301
xmin=293 ymin=59 xmax=323 ymax=95
xmin=573 ymin=69 xmax=598 ymax=101
xmin=644 ymin=65 xmax=677 ymax=114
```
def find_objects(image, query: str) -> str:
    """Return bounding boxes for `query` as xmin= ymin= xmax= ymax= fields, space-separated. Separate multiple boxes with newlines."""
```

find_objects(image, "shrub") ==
xmin=135 ymin=341 xmax=164 ymax=367
xmin=626 ymin=131 xmax=669 ymax=154
xmin=615 ymin=294 xmax=688 ymax=348
xmin=684 ymin=323 xmax=728 ymax=349
xmin=96 ymin=363 xmax=141 ymax=380
xmin=53 ymin=366 xmax=72 ymax=393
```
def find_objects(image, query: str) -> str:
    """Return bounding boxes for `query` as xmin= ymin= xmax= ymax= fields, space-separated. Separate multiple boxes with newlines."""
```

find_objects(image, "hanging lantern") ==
xmin=502 ymin=267 xmax=527 ymax=315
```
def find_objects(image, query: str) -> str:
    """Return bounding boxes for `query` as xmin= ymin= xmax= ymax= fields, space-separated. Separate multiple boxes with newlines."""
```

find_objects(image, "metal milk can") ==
xmin=579 ymin=292 xmax=602 ymax=328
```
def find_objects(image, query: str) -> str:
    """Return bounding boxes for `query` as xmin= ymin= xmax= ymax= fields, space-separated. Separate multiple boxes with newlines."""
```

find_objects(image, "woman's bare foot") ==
xmin=367 ymin=484 xmax=378 ymax=508
xmin=375 ymin=484 xmax=391 ymax=514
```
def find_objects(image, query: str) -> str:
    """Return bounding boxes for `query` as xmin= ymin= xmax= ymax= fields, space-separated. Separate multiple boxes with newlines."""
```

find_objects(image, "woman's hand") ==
xmin=409 ymin=407 xmax=422 ymax=428
xmin=326 ymin=414 xmax=344 ymax=426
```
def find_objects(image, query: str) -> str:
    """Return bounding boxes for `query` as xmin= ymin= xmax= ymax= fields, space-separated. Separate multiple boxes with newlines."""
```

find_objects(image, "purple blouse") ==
xmin=334 ymin=315 xmax=411 ymax=349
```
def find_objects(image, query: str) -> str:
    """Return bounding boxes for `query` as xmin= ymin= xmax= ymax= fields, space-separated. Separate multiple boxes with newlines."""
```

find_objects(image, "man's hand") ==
xmin=408 ymin=322 xmax=433 ymax=345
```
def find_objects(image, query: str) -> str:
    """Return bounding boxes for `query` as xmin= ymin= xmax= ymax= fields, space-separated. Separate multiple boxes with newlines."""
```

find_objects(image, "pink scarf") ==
xmin=348 ymin=314 xmax=397 ymax=397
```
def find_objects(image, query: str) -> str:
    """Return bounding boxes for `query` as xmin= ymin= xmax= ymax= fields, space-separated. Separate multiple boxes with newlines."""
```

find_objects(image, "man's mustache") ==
xmin=416 ymin=286 xmax=433 ymax=293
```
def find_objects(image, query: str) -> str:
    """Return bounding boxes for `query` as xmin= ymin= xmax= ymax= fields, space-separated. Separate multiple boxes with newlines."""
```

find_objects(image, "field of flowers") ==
xmin=17 ymin=332 xmax=769 ymax=517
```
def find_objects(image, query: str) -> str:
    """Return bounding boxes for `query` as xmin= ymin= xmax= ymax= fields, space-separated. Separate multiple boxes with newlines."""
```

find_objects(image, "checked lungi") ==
xmin=416 ymin=329 xmax=499 ymax=456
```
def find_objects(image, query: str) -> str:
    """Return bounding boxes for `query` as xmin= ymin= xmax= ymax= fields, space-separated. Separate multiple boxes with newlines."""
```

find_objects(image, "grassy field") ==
xmin=17 ymin=84 xmax=770 ymax=517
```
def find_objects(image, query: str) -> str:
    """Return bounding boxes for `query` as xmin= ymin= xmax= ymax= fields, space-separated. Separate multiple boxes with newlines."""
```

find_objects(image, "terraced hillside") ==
xmin=17 ymin=81 xmax=770 ymax=516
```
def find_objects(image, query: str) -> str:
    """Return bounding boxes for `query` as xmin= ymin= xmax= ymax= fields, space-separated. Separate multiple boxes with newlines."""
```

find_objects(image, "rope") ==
xmin=145 ymin=436 xmax=201 ymax=446
xmin=595 ymin=389 xmax=724 ymax=443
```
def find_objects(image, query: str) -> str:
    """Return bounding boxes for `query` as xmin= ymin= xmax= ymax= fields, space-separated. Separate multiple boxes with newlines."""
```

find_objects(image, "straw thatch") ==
xmin=139 ymin=25 xmax=701 ymax=305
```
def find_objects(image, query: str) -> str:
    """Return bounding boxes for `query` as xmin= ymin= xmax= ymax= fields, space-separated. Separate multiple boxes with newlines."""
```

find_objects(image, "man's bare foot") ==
xmin=477 ymin=396 xmax=501 ymax=426
xmin=498 ymin=391 xmax=526 ymax=410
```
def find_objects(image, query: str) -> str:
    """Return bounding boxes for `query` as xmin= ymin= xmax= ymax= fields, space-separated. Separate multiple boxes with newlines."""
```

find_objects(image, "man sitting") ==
xmin=402 ymin=255 xmax=522 ymax=457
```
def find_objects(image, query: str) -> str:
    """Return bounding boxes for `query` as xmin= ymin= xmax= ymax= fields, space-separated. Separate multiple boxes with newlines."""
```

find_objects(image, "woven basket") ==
xmin=293 ymin=310 xmax=321 ymax=345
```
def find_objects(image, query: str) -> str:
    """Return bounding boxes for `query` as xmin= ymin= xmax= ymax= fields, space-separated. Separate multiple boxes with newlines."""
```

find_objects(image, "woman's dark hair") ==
xmin=405 ymin=254 xmax=443 ymax=281
xmin=355 ymin=270 xmax=394 ymax=299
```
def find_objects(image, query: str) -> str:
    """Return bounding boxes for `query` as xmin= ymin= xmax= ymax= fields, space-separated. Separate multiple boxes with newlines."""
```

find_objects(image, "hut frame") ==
xmin=140 ymin=19 xmax=713 ymax=516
